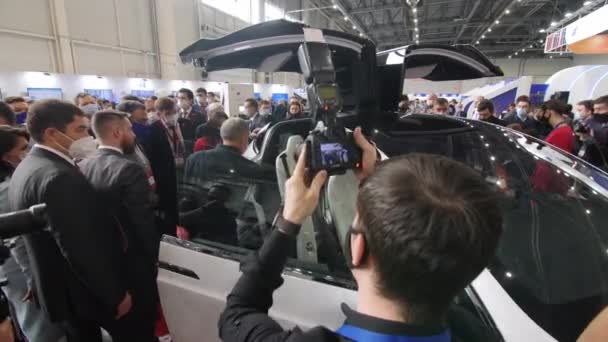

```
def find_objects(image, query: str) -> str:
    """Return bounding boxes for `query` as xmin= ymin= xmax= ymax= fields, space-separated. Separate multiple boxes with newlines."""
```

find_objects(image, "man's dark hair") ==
xmin=102 ymin=99 xmax=110 ymax=105
xmin=27 ymin=100 xmax=85 ymax=143
xmin=0 ymin=101 xmax=16 ymax=125
xmin=244 ymin=98 xmax=258 ymax=109
xmin=259 ymin=100 xmax=271 ymax=107
xmin=434 ymin=98 xmax=449 ymax=107
xmin=516 ymin=95 xmax=531 ymax=104
xmin=566 ymin=104 xmax=573 ymax=113
xmin=91 ymin=111 xmax=128 ymax=139
xmin=0 ymin=126 xmax=30 ymax=157
xmin=149 ymin=95 xmax=158 ymax=101
xmin=5 ymin=96 xmax=26 ymax=105
xmin=121 ymin=95 xmax=143 ymax=103
xmin=178 ymin=88 xmax=194 ymax=100
xmin=477 ymin=99 xmax=494 ymax=113
xmin=195 ymin=87 xmax=207 ymax=95
xmin=577 ymin=100 xmax=594 ymax=113
xmin=73 ymin=92 xmax=88 ymax=104
xmin=208 ymin=91 xmax=215 ymax=97
xmin=116 ymin=100 xmax=145 ymax=114
xmin=594 ymin=95 xmax=608 ymax=107
xmin=155 ymin=97 xmax=175 ymax=112
xmin=357 ymin=154 xmax=502 ymax=323
xmin=542 ymin=99 xmax=567 ymax=115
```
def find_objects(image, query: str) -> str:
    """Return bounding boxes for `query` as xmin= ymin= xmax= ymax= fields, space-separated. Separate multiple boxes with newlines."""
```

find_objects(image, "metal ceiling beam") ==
xmin=378 ymin=33 xmax=532 ymax=46
xmin=453 ymin=0 xmax=482 ymax=44
xmin=332 ymin=0 xmax=374 ymax=42
xmin=499 ymin=2 xmax=546 ymax=38
xmin=350 ymin=3 xmax=406 ymax=15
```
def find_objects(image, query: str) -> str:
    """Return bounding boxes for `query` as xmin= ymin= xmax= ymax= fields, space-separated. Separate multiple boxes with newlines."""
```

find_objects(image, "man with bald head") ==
xmin=80 ymin=111 xmax=159 ymax=341
xmin=184 ymin=117 xmax=275 ymax=183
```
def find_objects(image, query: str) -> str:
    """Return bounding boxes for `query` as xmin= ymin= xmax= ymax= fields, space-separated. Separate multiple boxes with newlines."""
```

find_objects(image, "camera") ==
xmin=297 ymin=31 xmax=361 ymax=175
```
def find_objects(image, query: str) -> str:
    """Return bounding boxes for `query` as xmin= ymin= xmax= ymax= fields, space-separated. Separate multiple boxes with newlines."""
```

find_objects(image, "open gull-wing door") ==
xmin=376 ymin=44 xmax=504 ymax=112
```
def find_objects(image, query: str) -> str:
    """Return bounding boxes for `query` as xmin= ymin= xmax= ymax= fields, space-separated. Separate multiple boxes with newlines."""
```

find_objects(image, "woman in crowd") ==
xmin=287 ymin=101 xmax=306 ymax=120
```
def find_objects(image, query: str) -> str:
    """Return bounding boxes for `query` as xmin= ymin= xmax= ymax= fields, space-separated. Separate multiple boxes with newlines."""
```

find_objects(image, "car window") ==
xmin=364 ymin=121 xmax=608 ymax=342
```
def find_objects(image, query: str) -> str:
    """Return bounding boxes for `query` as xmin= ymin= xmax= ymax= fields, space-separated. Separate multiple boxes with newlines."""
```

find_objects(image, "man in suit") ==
xmin=193 ymin=102 xmax=228 ymax=152
xmin=504 ymin=95 xmax=539 ymax=137
xmin=8 ymin=100 xmax=132 ymax=341
xmin=80 ymin=111 xmax=160 ymax=341
xmin=184 ymin=118 xmax=275 ymax=184
xmin=148 ymin=97 xmax=182 ymax=236
xmin=177 ymin=88 xmax=206 ymax=151
xmin=477 ymin=100 xmax=507 ymax=127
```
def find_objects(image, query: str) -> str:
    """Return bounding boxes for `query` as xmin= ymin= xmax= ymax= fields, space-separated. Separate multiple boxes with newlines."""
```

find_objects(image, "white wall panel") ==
xmin=116 ymin=0 xmax=154 ymax=51
xmin=123 ymin=52 xmax=150 ymax=77
xmin=64 ymin=0 xmax=119 ymax=46
xmin=73 ymin=44 xmax=123 ymax=75
xmin=0 ymin=34 xmax=54 ymax=72
xmin=174 ymin=0 xmax=199 ymax=51
xmin=0 ymin=0 xmax=53 ymax=35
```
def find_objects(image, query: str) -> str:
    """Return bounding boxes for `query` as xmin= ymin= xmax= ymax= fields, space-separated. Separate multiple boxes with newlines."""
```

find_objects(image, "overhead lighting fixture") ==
xmin=333 ymin=4 xmax=338 ymax=9
xmin=505 ymin=9 xmax=511 ymax=14
xmin=488 ymin=28 xmax=492 ymax=32
xmin=565 ymin=12 xmax=572 ymax=18
xmin=481 ymin=35 xmax=486 ymax=38
xmin=495 ymin=20 xmax=500 ymax=24
xmin=508 ymin=55 xmax=512 ymax=59
xmin=539 ymin=29 xmax=546 ymax=33
xmin=584 ymin=1 xmax=592 ymax=5
xmin=415 ymin=27 xmax=419 ymax=31
xmin=414 ymin=18 xmax=418 ymax=23
xmin=475 ymin=40 xmax=480 ymax=44
xmin=539 ymin=39 xmax=544 ymax=43
xmin=352 ymin=25 xmax=356 ymax=29
xmin=522 ymin=48 xmax=526 ymax=52
xmin=416 ymin=40 xmax=420 ymax=44
xmin=550 ymin=21 xmax=557 ymax=26
xmin=359 ymin=32 xmax=363 ymax=37
xmin=549 ymin=55 xmax=553 ymax=59
xmin=413 ymin=8 xmax=417 ymax=13
xmin=344 ymin=16 xmax=348 ymax=21
xmin=515 ymin=52 xmax=519 ymax=55
xmin=529 ymin=44 xmax=533 ymax=48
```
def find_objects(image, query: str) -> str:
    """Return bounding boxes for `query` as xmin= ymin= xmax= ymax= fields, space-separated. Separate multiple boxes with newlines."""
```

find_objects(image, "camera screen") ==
xmin=320 ymin=143 xmax=349 ymax=167
xmin=318 ymin=85 xmax=337 ymax=100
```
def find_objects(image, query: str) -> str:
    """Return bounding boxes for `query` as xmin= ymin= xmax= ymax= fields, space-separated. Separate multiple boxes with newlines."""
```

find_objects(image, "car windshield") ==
xmin=374 ymin=117 xmax=608 ymax=342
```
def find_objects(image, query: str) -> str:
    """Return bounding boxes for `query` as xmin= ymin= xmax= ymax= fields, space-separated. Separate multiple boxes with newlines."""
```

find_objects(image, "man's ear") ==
xmin=351 ymin=233 xmax=366 ymax=267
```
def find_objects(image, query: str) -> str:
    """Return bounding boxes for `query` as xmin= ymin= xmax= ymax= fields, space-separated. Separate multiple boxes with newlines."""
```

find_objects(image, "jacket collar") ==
xmin=340 ymin=304 xmax=448 ymax=337
xmin=217 ymin=145 xmax=242 ymax=155
xmin=32 ymin=144 xmax=75 ymax=166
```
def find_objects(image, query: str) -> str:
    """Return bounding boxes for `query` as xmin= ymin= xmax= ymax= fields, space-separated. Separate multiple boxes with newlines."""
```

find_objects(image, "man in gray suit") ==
xmin=80 ymin=111 xmax=160 ymax=342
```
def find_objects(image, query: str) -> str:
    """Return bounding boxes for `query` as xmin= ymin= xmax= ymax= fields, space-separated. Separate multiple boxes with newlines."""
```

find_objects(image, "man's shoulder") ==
xmin=289 ymin=326 xmax=346 ymax=342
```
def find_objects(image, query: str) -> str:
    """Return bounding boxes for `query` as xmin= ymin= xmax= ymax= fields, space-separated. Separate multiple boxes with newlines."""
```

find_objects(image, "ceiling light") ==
xmin=414 ymin=18 xmax=418 ymax=23
xmin=508 ymin=55 xmax=512 ymax=59
xmin=565 ymin=12 xmax=572 ymax=18
xmin=333 ymin=4 xmax=338 ymax=9
xmin=529 ymin=44 xmax=533 ymax=48
xmin=481 ymin=35 xmax=486 ymax=38
xmin=416 ymin=40 xmax=420 ymax=44
xmin=415 ymin=27 xmax=419 ymax=31
xmin=344 ymin=16 xmax=348 ymax=21
xmin=352 ymin=25 xmax=356 ymax=29
xmin=584 ymin=1 xmax=592 ymax=5
xmin=539 ymin=29 xmax=546 ymax=33
xmin=549 ymin=55 xmax=553 ymax=59
xmin=495 ymin=20 xmax=500 ymax=24
xmin=475 ymin=41 xmax=479 ymax=44
xmin=488 ymin=28 xmax=492 ymax=32
xmin=413 ymin=8 xmax=417 ymax=13
xmin=515 ymin=52 xmax=519 ymax=55
xmin=522 ymin=48 xmax=526 ymax=52
xmin=505 ymin=9 xmax=511 ymax=14
xmin=550 ymin=22 xmax=557 ymax=26
xmin=539 ymin=39 xmax=544 ymax=43
xmin=359 ymin=32 xmax=363 ymax=37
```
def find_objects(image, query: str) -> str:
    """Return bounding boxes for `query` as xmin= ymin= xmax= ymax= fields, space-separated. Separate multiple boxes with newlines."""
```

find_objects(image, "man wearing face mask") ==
xmin=0 ymin=126 xmax=67 ymax=342
xmin=177 ymin=88 xmax=206 ymax=149
xmin=535 ymin=100 xmax=574 ymax=153
xmin=76 ymin=94 xmax=99 ymax=118
xmin=218 ymin=128 xmax=503 ymax=342
xmin=245 ymin=98 xmax=272 ymax=134
xmin=8 ymin=100 xmax=132 ymax=341
xmin=579 ymin=96 xmax=608 ymax=169
xmin=422 ymin=94 xmax=438 ymax=114
xmin=5 ymin=97 xmax=29 ymax=126
xmin=80 ymin=111 xmax=160 ymax=341
xmin=505 ymin=96 xmax=539 ymax=137
xmin=195 ymin=87 xmax=208 ymax=111
xmin=193 ymin=103 xmax=228 ymax=153
xmin=148 ymin=97 xmax=182 ymax=236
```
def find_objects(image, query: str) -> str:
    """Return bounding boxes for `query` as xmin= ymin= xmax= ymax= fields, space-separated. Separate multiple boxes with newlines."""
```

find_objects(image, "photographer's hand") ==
xmin=283 ymin=146 xmax=327 ymax=225
xmin=353 ymin=127 xmax=378 ymax=180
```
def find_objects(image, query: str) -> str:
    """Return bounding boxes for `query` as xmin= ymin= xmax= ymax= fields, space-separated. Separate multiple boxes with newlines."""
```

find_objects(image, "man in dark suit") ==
xmin=148 ymin=97 xmax=182 ymax=236
xmin=504 ymin=95 xmax=539 ymax=137
xmin=177 ymin=88 xmax=206 ymax=151
xmin=80 ymin=111 xmax=160 ymax=341
xmin=477 ymin=99 xmax=507 ymax=126
xmin=8 ymin=100 xmax=132 ymax=341
xmin=184 ymin=117 xmax=275 ymax=184
xmin=193 ymin=102 xmax=228 ymax=152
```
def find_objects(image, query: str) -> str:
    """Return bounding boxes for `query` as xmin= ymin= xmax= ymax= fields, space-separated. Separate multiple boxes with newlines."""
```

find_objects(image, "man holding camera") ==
xmin=218 ymin=127 xmax=503 ymax=341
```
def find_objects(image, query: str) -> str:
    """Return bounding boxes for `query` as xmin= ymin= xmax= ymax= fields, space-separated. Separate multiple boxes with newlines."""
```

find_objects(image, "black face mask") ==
xmin=344 ymin=226 xmax=369 ymax=269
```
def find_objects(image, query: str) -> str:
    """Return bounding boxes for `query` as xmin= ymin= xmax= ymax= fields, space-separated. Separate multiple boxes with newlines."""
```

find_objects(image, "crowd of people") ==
xmin=400 ymin=93 xmax=608 ymax=170
xmin=1 ymin=84 xmax=607 ymax=342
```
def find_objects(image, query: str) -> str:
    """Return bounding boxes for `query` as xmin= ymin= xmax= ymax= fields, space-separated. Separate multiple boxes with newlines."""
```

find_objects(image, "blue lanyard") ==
xmin=337 ymin=325 xmax=451 ymax=342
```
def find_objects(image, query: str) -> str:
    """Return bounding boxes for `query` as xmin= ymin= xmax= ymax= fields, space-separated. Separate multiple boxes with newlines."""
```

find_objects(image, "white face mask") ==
xmin=260 ymin=108 xmax=271 ymax=115
xmin=165 ymin=114 xmax=178 ymax=127
xmin=516 ymin=108 xmax=527 ymax=119
xmin=68 ymin=136 xmax=97 ymax=160
xmin=80 ymin=103 xmax=98 ymax=117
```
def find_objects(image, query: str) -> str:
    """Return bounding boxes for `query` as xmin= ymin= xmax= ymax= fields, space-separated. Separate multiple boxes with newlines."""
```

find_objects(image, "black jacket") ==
xmin=504 ymin=115 xmax=539 ymax=137
xmin=148 ymin=120 xmax=179 ymax=235
xmin=183 ymin=145 xmax=276 ymax=183
xmin=79 ymin=148 xmax=160 ymax=266
xmin=482 ymin=116 xmax=507 ymax=127
xmin=179 ymin=108 xmax=207 ymax=143
xmin=218 ymin=220 xmax=500 ymax=342
xmin=8 ymin=147 xmax=127 ymax=322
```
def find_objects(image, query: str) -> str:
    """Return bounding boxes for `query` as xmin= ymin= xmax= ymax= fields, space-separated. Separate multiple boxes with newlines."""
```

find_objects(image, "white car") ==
xmin=159 ymin=19 xmax=608 ymax=342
